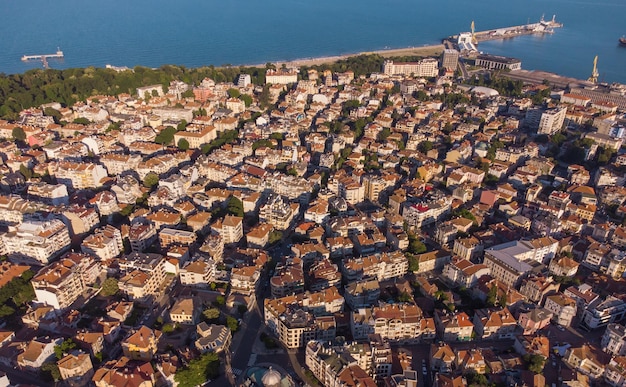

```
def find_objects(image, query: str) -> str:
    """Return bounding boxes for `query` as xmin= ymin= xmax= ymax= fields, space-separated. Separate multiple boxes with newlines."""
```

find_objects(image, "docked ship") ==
xmin=620 ymin=36 xmax=626 ymax=47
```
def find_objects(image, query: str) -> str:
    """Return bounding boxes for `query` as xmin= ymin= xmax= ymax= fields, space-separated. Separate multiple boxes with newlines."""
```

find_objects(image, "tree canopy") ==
xmin=155 ymin=126 xmax=177 ymax=145
xmin=143 ymin=172 xmax=160 ymax=189
xmin=100 ymin=277 xmax=119 ymax=296
xmin=174 ymin=352 xmax=220 ymax=387
xmin=177 ymin=138 xmax=190 ymax=150
xmin=12 ymin=127 xmax=26 ymax=141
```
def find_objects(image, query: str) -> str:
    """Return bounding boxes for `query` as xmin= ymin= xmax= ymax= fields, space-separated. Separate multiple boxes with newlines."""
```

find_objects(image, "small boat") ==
xmin=620 ymin=36 xmax=626 ymax=46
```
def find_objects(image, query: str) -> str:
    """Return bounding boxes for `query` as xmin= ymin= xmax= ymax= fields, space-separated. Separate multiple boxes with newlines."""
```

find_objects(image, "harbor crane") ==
xmin=588 ymin=55 xmax=599 ymax=83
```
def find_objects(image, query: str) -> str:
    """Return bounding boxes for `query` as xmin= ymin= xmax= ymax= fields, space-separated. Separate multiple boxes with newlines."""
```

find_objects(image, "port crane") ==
xmin=588 ymin=55 xmax=599 ymax=83
xmin=471 ymin=21 xmax=477 ymax=44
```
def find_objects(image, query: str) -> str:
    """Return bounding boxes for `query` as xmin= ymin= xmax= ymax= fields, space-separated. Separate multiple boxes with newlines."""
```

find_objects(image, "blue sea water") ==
xmin=0 ymin=0 xmax=625 ymax=83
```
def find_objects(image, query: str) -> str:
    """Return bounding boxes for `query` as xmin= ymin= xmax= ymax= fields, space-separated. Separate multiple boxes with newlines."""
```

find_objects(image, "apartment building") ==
xmin=442 ymin=258 xmax=490 ymax=288
xmin=99 ymin=153 xmax=142 ymax=176
xmin=26 ymin=182 xmax=69 ymax=205
xmin=342 ymin=252 xmax=407 ymax=282
xmin=351 ymin=302 xmax=426 ymax=344
xmin=128 ymin=223 xmax=158 ymax=252
xmin=601 ymin=323 xmax=626 ymax=356
xmin=32 ymin=253 xmax=100 ymax=310
xmin=57 ymin=352 xmax=94 ymax=387
xmin=435 ymin=311 xmax=475 ymax=341
xmin=259 ymin=194 xmax=298 ymax=230
xmin=179 ymin=258 xmax=215 ymax=287
xmin=230 ymin=265 xmax=260 ymax=295
xmin=81 ymin=225 xmax=124 ymax=261
xmin=211 ymin=215 xmax=243 ymax=244
xmin=582 ymin=296 xmax=626 ymax=330
xmin=382 ymin=59 xmax=439 ymax=77
xmin=472 ymin=308 xmax=518 ymax=339
xmin=158 ymin=228 xmax=197 ymax=248
xmin=2 ymin=219 xmax=71 ymax=264
xmin=264 ymin=297 xmax=336 ymax=349
xmin=544 ymin=293 xmax=577 ymax=327
xmin=265 ymin=68 xmax=298 ymax=84
xmin=118 ymin=253 xmax=167 ymax=303
xmin=47 ymin=161 xmax=108 ymax=190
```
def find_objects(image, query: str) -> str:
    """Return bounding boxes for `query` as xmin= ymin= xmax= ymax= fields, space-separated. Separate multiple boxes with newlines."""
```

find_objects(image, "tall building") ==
xmin=525 ymin=107 xmax=567 ymax=135
xmin=31 ymin=253 xmax=101 ymax=310
xmin=442 ymin=49 xmax=459 ymax=72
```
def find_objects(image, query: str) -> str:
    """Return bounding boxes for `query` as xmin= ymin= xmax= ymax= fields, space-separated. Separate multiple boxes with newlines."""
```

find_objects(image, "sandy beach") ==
xmin=261 ymin=44 xmax=445 ymax=68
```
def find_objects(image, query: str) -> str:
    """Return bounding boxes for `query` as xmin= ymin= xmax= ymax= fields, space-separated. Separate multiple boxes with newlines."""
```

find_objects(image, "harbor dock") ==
xmin=21 ymin=49 xmax=64 ymax=68
xmin=446 ymin=16 xmax=563 ymax=51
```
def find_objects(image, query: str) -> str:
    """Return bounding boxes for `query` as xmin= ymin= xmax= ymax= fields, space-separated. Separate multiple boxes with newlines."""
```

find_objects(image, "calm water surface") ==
xmin=0 ymin=0 xmax=625 ymax=82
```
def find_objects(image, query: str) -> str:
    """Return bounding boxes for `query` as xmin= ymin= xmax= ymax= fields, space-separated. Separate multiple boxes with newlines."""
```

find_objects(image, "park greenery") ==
xmin=0 ymin=269 xmax=35 ymax=320
xmin=174 ymin=352 xmax=220 ymax=387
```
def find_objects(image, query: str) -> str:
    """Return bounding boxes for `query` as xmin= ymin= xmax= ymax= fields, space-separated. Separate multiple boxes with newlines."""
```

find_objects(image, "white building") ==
xmin=2 ymin=219 xmax=70 ymax=264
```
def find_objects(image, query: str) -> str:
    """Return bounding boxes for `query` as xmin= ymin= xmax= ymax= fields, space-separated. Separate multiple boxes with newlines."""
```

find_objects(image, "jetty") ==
xmin=447 ymin=16 xmax=563 ymax=52
xmin=21 ymin=48 xmax=64 ymax=68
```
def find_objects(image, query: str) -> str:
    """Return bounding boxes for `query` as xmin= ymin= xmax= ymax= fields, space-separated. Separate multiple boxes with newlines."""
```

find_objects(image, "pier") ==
xmin=447 ymin=16 xmax=563 ymax=51
xmin=21 ymin=48 xmax=64 ymax=68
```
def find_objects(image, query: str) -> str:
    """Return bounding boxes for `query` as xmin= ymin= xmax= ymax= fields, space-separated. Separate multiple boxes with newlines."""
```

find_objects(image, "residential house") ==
xmin=122 ymin=326 xmax=160 ymax=361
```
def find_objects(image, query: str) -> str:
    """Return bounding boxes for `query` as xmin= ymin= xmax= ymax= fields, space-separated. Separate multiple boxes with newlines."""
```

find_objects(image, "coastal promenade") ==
xmin=260 ymin=44 xmax=445 ymax=68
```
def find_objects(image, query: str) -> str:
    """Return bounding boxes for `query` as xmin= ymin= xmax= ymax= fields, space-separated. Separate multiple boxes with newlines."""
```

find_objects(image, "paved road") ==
xmin=0 ymin=364 xmax=53 ymax=387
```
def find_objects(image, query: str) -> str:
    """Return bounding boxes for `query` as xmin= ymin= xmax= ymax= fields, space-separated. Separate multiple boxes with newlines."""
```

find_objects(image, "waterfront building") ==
xmin=441 ymin=49 xmax=459 ymax=71
xmin=266 ymin=68 xmax=298 ymax=84
xmin=382 ymin=59 xmax=438 ymax=77
xmin=475 ymin=54 xmax=521 ymax=71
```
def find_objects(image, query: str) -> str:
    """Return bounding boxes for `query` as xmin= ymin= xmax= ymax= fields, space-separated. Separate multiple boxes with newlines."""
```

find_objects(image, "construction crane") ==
xmin=588 ymin=55 xmax=599 ymax=83
xmin=471 ymin=20 xmax=478 ymax=44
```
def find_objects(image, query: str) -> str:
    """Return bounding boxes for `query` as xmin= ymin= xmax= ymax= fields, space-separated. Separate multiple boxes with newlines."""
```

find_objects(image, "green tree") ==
xmin=226 ymin=196 xmax=244 ymax=217
xmin=100 ymin=277 xmax=119 ymax=296
xmin=0 ymin=305 xmax=15 ymax=317
xmin=454 ymin=208 xmax=476 ymax=223
xmin=43 ymin=107 xmax=62 ymax=123
xmin=203 ymin=308 xmax=220 ymax=321
xmin=41 ymin=362 xmax=61 ymax=382
xmin=407 ymin=254 xmax=419 ymax=272
xmin=177 ymin=120 xmax=188 ymax=132
xmin=486 ymin=285 xmax=498 ymax=307
xmin=418 ymin=140 xmax=433 ymax=153
xmin=154 ymin=126 xmax=177 ymax=145
xmin=174 ymin=352 xmax=220 ymax=387
xmin=523 ymin=354 xmax=545 ymax=374
xmin=226 ymin=316 xmax=239 ymax=332
xmin=73 ymin=117 xmax=90 ymax=125
xmin=143 ymin=172 xmax=159 ymax=189
xmin=214 ymin=295 xmax=225 ymax=306
xmin=12 ymin=127 xmax=26 ymax=141
xmin=182 ymin=89 xmax=195 ymax=99
xmin=239 ymin=94 xmax=253 ymax=107
xmin=54 ymin=338 xmax=77 ymax=359
xmin=19 ymin=164 xmax=32 ymax=180
xmin=177 ymin=138 xmax=190 ymax=150
xmin=407 ymin=232 xmax=427 ymax=254
xmin=227 ymin=88 xmax=241 ymax=98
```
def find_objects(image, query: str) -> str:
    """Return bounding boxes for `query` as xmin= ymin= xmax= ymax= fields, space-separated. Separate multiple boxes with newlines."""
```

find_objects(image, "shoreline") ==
xmin=250 ymin=44 xmax=446 ymax=68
